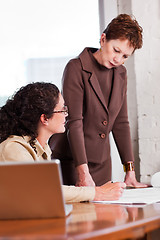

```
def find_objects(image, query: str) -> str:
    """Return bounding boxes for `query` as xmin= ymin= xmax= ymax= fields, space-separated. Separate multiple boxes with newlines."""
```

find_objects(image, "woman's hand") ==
xmin=94 ymin=181 xmax=126 ymax=201
xmin=124 ymin=171 xmax=148 ymax=188
xmin=76 ymin=164 xmax=95 ymax=186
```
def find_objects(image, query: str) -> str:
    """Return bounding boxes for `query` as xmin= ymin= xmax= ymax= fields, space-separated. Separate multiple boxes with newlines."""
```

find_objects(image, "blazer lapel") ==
xmin=108 ymin=67 xmax=126 ymax=111
xmin=79 ymin=48 xmax=125 ymax=115
xmin=89 ymin=73 xmax=109 ymax=114
xmin=79 ymin=48 xmax=108 ymax=114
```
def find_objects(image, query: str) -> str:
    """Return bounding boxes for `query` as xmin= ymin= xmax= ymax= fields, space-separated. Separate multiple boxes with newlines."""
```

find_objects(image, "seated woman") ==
xmin=0 ymin=82 xmax=125 ymax=202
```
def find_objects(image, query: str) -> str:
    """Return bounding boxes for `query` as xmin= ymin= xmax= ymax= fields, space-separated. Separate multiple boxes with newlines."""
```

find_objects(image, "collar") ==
xmin=79 ymin=47 xmax=98 ymax=73
xmin=23 ymin=136 xmax=52 ymax=160
xmin=78 ymin=47 xmax=126 ymax=75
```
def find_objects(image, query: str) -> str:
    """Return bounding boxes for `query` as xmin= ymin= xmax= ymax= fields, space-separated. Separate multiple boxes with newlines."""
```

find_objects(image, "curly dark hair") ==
xmin=103 ymin=14 xmax=143 ymax=51
xmin=0 ymin=82 xmax=60 ymax=143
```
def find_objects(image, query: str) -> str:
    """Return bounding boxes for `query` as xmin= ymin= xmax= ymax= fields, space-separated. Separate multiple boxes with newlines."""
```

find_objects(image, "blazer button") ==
xmin=102 ymin=120 xmax=107 ymax=126
xmin=100 ymin=133 xmax=106 ymax=139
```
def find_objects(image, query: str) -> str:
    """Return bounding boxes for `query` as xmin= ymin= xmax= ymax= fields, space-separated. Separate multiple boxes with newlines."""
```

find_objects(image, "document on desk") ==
xmin=93 ymin=187 xmax=160 ymax=205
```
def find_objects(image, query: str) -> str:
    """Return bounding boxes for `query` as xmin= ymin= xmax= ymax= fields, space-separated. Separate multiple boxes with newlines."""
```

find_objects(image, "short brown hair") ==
xmin=103 ymin=14 xmax=143 ymax=51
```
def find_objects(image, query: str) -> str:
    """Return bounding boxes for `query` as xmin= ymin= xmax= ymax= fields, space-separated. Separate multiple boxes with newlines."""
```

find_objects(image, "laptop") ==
xmin=0 ymin=160 xmax=72 ymax=219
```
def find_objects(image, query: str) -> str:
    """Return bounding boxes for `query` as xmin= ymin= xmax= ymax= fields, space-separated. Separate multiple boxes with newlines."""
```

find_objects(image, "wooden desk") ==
xmin=0 ymin=202 xmax=160 ymax=240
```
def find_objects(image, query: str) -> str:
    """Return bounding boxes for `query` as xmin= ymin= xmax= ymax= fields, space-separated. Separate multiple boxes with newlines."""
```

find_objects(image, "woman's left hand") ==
xmin=124 ymin=171 xmax=148 ymax=188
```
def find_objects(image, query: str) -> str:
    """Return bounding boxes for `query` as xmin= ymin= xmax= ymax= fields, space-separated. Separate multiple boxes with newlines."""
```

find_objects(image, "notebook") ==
xmin=0 ymin=160 xmax=73 ymax=219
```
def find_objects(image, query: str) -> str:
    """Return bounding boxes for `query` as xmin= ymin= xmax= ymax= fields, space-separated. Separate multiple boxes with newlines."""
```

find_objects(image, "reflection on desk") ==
xmin=0 ymin=202 xmax=160 ymax=240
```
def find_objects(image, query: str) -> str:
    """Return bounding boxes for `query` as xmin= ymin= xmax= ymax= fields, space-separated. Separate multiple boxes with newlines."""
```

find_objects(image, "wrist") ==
xmin=123 ymin=161 xmax=135 ymax=172
xmin=94 ymin=187 xmax=101 ymax=201
xmin=76 ymin=164 xmax=95 ymax=186
xmin=76 ymin=164 xmax=89 ymax=175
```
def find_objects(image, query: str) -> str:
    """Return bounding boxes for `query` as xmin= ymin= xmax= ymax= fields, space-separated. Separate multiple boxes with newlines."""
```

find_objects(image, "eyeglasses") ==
xmin=52 ymin=105 xmax=68 ymax=115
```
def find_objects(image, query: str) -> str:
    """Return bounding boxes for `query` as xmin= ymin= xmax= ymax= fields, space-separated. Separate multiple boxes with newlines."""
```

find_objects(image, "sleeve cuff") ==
xmin=62 ymin=185 xmax=95 ymax=203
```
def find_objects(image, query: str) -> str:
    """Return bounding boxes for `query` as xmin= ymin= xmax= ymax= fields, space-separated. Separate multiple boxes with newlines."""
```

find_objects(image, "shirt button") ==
xmin=100 ymin=133 xmax=106 ymax=139
xmin=102 ymin=120 xmax=107 ymax=126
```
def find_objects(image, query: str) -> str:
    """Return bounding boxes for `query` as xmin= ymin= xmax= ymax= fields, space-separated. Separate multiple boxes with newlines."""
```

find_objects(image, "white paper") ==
xmin=93 ymin=187 xmax=160 ymax=205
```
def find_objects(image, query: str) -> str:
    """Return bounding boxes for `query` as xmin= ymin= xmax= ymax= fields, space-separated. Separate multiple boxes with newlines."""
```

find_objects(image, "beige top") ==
xmin=0 ymin=135 xmax=95 ymax=202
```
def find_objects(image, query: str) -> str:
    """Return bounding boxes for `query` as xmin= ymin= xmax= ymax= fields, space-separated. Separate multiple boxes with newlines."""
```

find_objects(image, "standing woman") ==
xmin=50 ymin=14 xmax=147 ymax=187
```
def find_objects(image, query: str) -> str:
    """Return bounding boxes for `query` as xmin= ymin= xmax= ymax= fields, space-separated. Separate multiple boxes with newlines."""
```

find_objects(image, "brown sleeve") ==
xmin=62 ymin=59 xmax=88 ymax=166
xmin=112 ymin=91 xmax=134 ymax=164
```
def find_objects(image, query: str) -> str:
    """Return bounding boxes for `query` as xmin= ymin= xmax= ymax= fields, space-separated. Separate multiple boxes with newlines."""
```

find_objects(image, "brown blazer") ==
xmin=49 ymin=48 xmax=134 ymax=186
